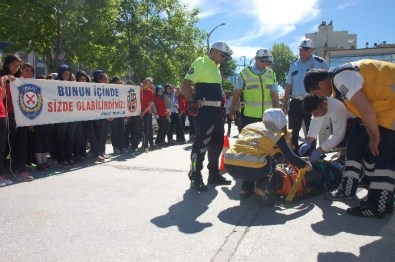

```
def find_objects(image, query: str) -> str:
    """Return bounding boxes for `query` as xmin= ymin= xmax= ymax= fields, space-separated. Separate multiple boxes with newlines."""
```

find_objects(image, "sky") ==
xmin=179 ymin=0 xmax=395 ymax=65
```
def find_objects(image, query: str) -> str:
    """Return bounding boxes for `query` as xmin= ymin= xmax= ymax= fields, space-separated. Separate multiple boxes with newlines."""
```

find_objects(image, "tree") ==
xmin=270 ymin=43 xmax=297 ymax=88
xmin=222 ymin=79 xmax=235 ymax=92
xmin=116 ymin=0 xmax=205 ymax=84
xmin=0 ymin=0 xmax=120 ymax=73
xmin=0 ymin=0 xmax=204 ymax=82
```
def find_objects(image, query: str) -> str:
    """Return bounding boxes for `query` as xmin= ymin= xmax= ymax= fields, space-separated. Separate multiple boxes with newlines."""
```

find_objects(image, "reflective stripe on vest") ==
xmin=240 ymin=67 xmax=275 ymax=118
xmin=224 ymin=122 xmax=282 ymax=168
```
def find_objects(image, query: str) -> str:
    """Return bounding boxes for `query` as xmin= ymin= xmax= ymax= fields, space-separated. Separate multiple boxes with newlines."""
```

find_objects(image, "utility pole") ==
xmin=206 ymin=23 xmax=226 ymax=52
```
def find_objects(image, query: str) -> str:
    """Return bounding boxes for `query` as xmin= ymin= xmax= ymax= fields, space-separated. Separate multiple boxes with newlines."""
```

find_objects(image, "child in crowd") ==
xmin=22 ymin=64 xmax=53 ymax=171
xmin=153 ymin=85 xmax=169 ymax=146
xmin=0 ymin=54 xmax=34 ymax=181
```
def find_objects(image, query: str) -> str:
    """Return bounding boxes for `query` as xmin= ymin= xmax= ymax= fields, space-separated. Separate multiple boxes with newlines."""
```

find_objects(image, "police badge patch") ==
xmin=187 ymin=67 xmax=194 ymax=74
xmin=18 ymin=84 xmax=43 ymax=120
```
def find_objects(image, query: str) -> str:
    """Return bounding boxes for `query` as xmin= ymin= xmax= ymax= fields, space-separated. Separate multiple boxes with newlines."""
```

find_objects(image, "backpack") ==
xmin=269 ymin=161 xmax=343 ymax=201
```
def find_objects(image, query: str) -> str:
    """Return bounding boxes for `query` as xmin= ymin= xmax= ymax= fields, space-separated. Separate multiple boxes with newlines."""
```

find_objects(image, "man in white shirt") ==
xmin=298 ymin=94 xmax=348 ymax=163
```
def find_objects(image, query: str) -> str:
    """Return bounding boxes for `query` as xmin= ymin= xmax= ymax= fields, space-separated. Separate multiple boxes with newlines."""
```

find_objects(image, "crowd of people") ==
xmin=0 ymin=53 xmax=235 ymax=188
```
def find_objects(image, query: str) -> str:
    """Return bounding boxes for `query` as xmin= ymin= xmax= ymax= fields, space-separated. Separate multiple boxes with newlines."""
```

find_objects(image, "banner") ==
xmin=10 ymin=79 xmax=141 ymax=127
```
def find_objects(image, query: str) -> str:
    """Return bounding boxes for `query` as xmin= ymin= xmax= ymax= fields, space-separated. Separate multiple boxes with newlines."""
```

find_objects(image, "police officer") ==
xmin=182 ymin=41 xmax=232 ymax=191
xmin=229 ymin=48 xmax=279 ymax=126
xmin=282 ymin=39 xmax=329 ymax=152
xmin=304 ymin=59 xmax=395 ymax=218
xmin=229 ymin=48 xmax=278 ymax=197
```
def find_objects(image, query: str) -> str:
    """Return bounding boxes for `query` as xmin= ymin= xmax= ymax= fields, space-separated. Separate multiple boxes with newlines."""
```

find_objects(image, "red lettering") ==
xmin=48 ymin=101 xmax=53 ymax=112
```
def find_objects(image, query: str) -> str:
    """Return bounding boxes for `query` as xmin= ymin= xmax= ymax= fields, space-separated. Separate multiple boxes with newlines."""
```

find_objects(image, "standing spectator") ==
xmin=174 ymin=87 xmax=186 ymax=143
xmin=54 ymin=64 xmax=77 ymax=167
xmin=110 ymin=76 xmax=128 ymax=154
xmin=74 ymin=70 xmax=91 ymax=162
xmin=0 ymin=54 xmax=34 ymax=181
xmin=83 ymin=71 xmax=105 ymax=162
xmin=0 ymin=75 xmax=12 ymax=186
xmin=22 ymin=64 xmax=53 ymax=171
xmin=282 ymin=39 xmax=328 ymax=152
xmin=228 ymin=48 xmax=278 ymax=195
xmin=304 ymin=60 xmax=395 ymax=218
xmin=166 ymin=84 xmax=185 ymax=143
xmin=182 ymin=41 xmax=232 ymax=191
xmin=178 ymin=88 xmax=188 ymax=133
xmin=94 ymin=71 xmax=110 ymax=158
xmin=153 ymin=85 xmax=169 ymax=146
xmin=148 ymin=82 xmax=156 ymax=148
xmin=140 ymin=77 xmax=154 ymax=152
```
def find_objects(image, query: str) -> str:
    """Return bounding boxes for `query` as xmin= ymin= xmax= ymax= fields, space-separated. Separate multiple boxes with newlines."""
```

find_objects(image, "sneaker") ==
xmin=347 ymin=205 xmax=385 ymax=218
xmin=101 ymin=154 xmax=110 ymax=159
xmin=0 ymin=180 xmax=5 ymax=187
xmin=37 ymin=163 xmax=48 ymax=171
xmin=68 ymin=160 xmax=77 ymax=167
xmin=86 ymin=152 xmax=94 ymax=159
xmin=0 ymin=176 xmax=13 ymax=185
xmin=144 ymin=148 xmax=149 ymax=153
xmin=121 ymin=148 xmax=129 ymax=154
xmin=58 ymin=161 xmax=71 ymax=167
xmin=190 ymin=179 xmax=208 ymax=191
xmin=96 ymin=156 xmax=105 ymax=162
xmin=43 ymin=162 xmax=52 ymax=169
xmin=177 ymin=139 xmax=186 ymax=144
xmin=17 ymin=172 xmax=34 ymax=182
xmin=208 ymin=175 xmax=232 ymax=185
xmin=360 ymin=200 xmax=394 ymax=214
xmin=113 ymin=148 xmax=121 ymax=155
xmin=324 ymin=189 xmax=355 ymax=201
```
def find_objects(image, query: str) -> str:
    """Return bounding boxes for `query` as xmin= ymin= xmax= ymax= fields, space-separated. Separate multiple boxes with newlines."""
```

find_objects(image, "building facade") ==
xmin=305 ymin=20 xmax=395 ymax=67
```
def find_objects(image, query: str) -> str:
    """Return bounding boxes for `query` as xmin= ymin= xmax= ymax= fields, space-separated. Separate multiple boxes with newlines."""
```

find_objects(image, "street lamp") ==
xmin=206 ymin=22 xmax=225 ymax=52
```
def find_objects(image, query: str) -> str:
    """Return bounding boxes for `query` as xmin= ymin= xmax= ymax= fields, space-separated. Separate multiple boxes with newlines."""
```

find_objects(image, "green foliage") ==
xmin=219 ymin=53 xmax=237 ymax=79
xmin=0 ymin=0 xmax=205 ymax=83
xmin=270 ymin=43 xmax=297 ymax=87
xmin=222 ymin=79 xmax=235 ymax=92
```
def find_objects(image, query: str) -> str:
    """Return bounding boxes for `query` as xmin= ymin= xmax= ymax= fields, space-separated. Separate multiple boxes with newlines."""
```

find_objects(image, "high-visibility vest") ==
xmin=240 ymin=66 xmax=275 ymax=118
xmin=224 ymin=122 xmax=282 ymax=168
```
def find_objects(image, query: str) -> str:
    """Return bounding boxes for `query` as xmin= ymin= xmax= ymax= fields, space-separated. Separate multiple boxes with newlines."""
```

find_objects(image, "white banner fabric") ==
xmin=10 ymin=79 xmax=141 ymax=127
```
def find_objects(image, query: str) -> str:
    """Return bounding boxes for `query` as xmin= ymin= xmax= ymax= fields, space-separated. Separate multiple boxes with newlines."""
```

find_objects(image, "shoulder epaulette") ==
xmin=313 ymin=56 xmax=325 ymax=63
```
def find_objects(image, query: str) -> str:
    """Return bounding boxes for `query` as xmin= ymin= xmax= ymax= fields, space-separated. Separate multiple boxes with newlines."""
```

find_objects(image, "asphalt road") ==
xmin=1 ymin=126 xmax=394 ymax=262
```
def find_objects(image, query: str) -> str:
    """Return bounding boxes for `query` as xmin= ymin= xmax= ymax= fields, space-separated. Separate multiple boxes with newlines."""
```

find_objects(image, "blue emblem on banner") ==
xmin=18 ymin=83 xmax=43 ymax=120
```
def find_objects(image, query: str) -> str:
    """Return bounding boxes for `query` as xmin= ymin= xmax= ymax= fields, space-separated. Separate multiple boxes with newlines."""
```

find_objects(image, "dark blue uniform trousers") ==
xmin=189 ymin=107 xmax=224 ymax=181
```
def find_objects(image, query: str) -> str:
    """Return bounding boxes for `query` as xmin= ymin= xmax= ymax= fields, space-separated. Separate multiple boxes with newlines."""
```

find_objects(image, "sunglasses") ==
xmin=300 ymin=47 xmax=311 ymax=51
xmin=219 ymin=51 xmax=230 ymax=59
xmin=257 ymin=58 xmax=268 ymax=63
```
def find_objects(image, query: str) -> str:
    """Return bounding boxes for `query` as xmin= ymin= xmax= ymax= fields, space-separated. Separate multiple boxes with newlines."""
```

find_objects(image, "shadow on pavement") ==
xmin=150 ymin=187 xmax=218 ymax=234
xmin=313 ymin=197 xmax=395 ymax=261
xmin=317 ymin=230 xmax=395 ymax=262
xmin=218 ymin=200 xmax=315 ymax=227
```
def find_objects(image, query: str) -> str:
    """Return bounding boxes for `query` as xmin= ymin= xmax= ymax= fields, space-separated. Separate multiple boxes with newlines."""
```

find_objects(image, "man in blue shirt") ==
xmin=282 ymin=39 xmax=329 ymax=153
